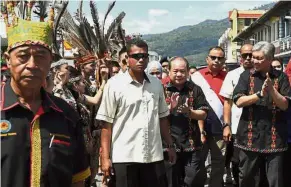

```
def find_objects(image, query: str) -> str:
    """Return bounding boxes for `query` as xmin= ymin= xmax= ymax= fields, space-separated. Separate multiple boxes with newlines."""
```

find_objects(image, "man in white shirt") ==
xmin=219 ymin=43 xmax=253 ymax=187
xmin=96 ymin=38 xmax=176 ymax=187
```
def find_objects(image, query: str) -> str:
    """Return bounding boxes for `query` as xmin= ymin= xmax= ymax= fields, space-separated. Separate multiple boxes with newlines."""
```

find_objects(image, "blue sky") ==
xmin=68 ymin=1 xmax=273 ymax=35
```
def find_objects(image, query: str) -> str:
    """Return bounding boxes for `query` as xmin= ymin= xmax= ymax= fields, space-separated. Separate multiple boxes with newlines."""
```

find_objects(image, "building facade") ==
xmin=218 ymin=28 xmax=234 ymax=63
xmin=233 ymin=1 xmax=291 ymax=66
xmin=218 ymin=9 xmax=265 ymax=63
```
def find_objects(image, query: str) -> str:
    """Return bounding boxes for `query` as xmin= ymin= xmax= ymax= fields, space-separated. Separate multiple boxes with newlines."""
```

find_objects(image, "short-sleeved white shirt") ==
xmin=219 ymin=66 xmax=245 ymax=134
xmin=96 ymin=71 xmax=169 ymax=163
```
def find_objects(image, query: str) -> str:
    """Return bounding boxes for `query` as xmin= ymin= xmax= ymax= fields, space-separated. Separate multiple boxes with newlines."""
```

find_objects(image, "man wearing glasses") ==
xmin=97 ymin=38 xmax=176 ymax=187
xmin=191 ymin=46 xmax=230 ymax=187
xmin=219 ymin=44 xmax=253 ymax=187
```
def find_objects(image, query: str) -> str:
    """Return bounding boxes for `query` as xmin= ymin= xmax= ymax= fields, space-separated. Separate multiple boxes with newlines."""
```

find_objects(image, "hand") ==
xmin=261 ymin=73 xmax=272 ymax=96
xmin=170 ymin=93 xmax=180 ymax=110
xmin=223 ymin=126 xmax=232 ymax=142
xmin=177 ymin=98 xmax=190 ymax=114
xmin=261 ymin=80 xmax=268 ymax=97
xmin=167 ymin=148 xmax=177 ymax=164
xmin=100 ymin=67 xmax=109 ymax=81
xmin=265 ymin=72 xmax=272 ymax=88
xmin=201 ymin=134 xmax=207 ymax=144
xmin=101 ymin=157 xmax=112 ymax=184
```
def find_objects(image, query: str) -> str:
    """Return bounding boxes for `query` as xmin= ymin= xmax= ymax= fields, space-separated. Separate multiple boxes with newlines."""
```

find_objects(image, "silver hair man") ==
xmin=252 ymin=41 xmax=275 ymax=60
xmin=252 ymin=41 xmax=275 ymax=73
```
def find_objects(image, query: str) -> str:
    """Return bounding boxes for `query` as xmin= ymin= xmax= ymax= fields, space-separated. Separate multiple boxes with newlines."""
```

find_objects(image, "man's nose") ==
xmin=26 ymin=56 xmax=38 ymax=68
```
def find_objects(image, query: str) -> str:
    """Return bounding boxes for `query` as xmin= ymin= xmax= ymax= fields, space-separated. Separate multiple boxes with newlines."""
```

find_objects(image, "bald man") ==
xmin=219 ymin=43 xmax=253 ymax=186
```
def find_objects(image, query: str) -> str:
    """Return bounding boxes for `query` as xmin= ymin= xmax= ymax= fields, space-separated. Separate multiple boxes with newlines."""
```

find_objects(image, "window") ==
xmin=272 ymin=23 xmax=276 ymax=41
xmin=258 ymin=32 xmax=261 ymax=42
xmin=285 ymin=20 xmax=290 ymax=37
xmin=244 ymin=18 xmax=251 ymax=26
xmin=277 ymin=21 xmax=279 ymax=40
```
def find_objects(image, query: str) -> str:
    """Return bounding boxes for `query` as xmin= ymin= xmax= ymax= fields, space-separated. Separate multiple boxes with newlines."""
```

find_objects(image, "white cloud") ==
xmin=148 ymin=9 xmax=169 ymax=17
xmin=122 ymin=8 xmax=169 ymax=34
xmin=123 ymin=18 xmax=161 ymax=34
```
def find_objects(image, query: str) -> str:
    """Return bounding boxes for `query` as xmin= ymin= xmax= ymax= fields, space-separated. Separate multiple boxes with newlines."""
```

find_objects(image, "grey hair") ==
xmin=252 ymin=41 xmax=275 ymax=60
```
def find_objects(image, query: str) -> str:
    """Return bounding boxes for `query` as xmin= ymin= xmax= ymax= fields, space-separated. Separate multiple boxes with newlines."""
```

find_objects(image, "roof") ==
xmin=228 ymin=9 xmax=266 ymax=20
xmin=233 ymin=1 xmax=291 ymax=42
xmin=237 ymin=13 xmax=264 ymax=18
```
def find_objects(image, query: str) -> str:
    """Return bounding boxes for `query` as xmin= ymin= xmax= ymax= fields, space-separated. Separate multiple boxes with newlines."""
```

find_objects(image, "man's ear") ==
xmin=4 ymin=52 xmax=11 ymax=68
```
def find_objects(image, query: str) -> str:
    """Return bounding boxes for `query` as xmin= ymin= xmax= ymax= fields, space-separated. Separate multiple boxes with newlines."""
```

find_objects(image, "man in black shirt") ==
xmin=164 ymin=57 xmax=209 ymax=187
xmin=233 ymin=41 xmax=291 ymax=187
xmin=1 ymin=4 xmax=89 ymax=186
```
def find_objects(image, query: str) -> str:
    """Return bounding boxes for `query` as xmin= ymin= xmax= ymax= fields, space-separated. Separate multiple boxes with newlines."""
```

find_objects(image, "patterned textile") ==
xmin=53 ymin=85 xmax=77 ymax=111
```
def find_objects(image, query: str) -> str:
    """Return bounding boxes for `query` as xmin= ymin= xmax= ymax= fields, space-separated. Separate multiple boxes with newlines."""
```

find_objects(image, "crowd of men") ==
xmin=1 ymin=1 xmax=291 ymax=187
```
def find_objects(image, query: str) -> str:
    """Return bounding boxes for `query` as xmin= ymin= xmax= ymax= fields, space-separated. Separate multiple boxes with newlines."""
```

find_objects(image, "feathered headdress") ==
xmin=1 ymin=0 xmax=68 ymax=54
xmin=60 ymin=0 xmax=126 ymax=64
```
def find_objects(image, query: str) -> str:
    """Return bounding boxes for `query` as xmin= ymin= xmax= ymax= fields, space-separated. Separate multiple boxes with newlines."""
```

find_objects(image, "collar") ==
xmin=252 ymin=66 xmax=281 ymax=78
xmin=203 ymin=67 xmax=225 ymax=77
xmin=166 ymin=80 xmax=194 ymax=92
xmin=1 ymin=80 xmax=63 ymax=113
xmin=124 ymin=70 xmax=150 ymax=84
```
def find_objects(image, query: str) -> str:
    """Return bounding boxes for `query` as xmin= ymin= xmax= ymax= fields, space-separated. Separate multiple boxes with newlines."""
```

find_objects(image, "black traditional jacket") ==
xmin=233 ymin=68 xmax=291 ymax=153
xmin=164 ymin=81 xmax=209 ymax=152
xmin=1 ymin=81 xmax=90 ymax=187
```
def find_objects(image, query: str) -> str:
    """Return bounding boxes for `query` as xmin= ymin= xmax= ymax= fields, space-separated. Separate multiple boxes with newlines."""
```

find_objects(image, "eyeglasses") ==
xmin=241 ymin=53 xmax=252 ymax=59
xmin=128 ymin=53 xmax=149 ymax=60
xmin=208 ymin=55 xmax=224 ymax=61
xmin=150 ymin=72 xmax=161 ymax=75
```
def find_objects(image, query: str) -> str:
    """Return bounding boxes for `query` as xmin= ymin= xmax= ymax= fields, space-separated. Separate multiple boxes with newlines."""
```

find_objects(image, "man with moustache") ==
xmin=164 ymin=57 xmax=209 ymax=187
xmin=219 ymin=44 xmax=253 ymax=186
xmin=233 ymin=42 xmax=291 ymax=187
xmin=1 ymin=8 xmax=89 ymax=187
xmin=191 ymin=46 xmax=230 ymax=187
xmin=96 ymin=38 xmax=176 ymax=187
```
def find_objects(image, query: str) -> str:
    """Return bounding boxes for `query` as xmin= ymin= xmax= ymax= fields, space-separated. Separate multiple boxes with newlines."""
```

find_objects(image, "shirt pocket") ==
xmin=145 ymin=92 xmax=159 ymax=112
xmin=47 ymin=134 xmax=73 ymax=184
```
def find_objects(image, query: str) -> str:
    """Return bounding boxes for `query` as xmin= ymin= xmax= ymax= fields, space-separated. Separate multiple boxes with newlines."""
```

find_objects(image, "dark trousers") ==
xmin=164 ymin=151 xmax=202 ymax=187
xmin=231 ymin=136 xmax=240 ymax=187
xmin=192 ymin=135 xmax=227 ymax=187
xmin=239 ymin=150 xmax=283 ymax=187
xmin=283 ymin=143 xmax=291 ymax=187
xmin=258 ymin=160 xmax=269 ymax=187
xmin=111 ymin=161 xmax=167 ymax=187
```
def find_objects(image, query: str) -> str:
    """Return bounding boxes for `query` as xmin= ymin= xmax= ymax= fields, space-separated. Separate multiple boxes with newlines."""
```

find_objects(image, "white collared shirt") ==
xmin=96 ymin=71 xmax=169 ymax=163
xmin=219 ymin=66 xmax=245 ymax=134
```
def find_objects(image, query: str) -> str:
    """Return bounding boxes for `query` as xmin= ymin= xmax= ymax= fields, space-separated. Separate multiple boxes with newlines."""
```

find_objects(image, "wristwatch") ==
xmin=201 ymin=130 xmax=207 ymax=136
xmin=256 ymin=91 xmax=263 ymax=99
xmin=222 ymin=123 xmax=230 ymax=129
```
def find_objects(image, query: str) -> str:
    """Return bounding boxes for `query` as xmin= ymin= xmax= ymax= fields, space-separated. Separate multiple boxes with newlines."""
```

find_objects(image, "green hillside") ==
xmin=143 ymin=2 xmax=275 ymax=66
xmin=143 ymin=18 xmax=229 ymax=65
